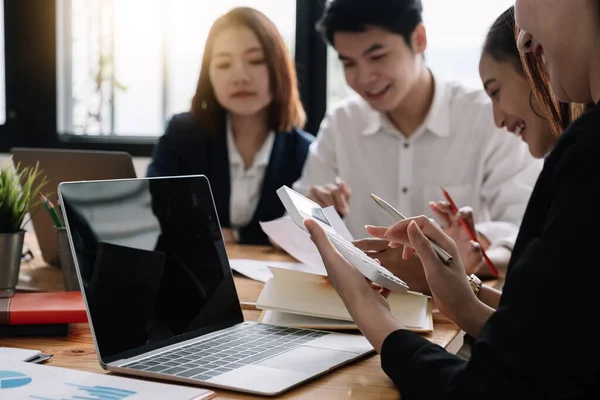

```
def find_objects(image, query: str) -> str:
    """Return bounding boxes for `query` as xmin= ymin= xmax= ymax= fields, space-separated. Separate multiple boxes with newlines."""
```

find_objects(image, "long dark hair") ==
xmin=190 ymin=7 xmax=306 ymax=135
xmin=484 ymin=7 xmax=592 ymax=138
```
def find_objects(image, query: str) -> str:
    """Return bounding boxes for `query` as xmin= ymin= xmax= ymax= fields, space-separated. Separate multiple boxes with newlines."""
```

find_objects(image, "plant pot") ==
xmin=0 ymin=230 xmax=26 ymax=298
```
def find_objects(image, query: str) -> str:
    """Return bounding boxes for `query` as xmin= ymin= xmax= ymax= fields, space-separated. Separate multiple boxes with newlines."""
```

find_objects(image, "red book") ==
xmin=0 ymin=292 xmax=88 ymax=325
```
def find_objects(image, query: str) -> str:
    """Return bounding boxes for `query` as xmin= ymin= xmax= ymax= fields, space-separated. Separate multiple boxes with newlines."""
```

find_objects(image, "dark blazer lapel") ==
xmin=207 ymin=133 xmax=232 ymax=227
xmin=252 ymin=133 xmax=287 ymax=223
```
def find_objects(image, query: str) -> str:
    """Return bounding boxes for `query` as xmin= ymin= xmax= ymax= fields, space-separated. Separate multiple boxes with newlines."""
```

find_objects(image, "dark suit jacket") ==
xmin=147 ymin=112 xmax=314 ymax=245
xmin=379 ymin=103 xmax=600 ymax=399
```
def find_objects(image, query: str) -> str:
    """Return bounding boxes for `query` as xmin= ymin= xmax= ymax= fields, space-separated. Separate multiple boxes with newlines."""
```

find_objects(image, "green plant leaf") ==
xmin=0 ymin=159 xmax=48 ymax=233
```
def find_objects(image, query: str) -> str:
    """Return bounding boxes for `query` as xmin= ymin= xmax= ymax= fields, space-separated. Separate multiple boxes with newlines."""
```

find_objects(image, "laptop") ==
xmin=58 ymin=175 xmax=374 ymax=396
xmin=10 ymin=148 xmax=137 ymax=266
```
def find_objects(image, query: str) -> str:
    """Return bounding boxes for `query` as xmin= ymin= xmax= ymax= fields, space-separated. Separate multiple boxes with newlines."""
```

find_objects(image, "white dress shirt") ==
xmin=293 ymin=76 xmax=543 ymax=249
xmin=227 ymin=121 xmax=275 ymax=228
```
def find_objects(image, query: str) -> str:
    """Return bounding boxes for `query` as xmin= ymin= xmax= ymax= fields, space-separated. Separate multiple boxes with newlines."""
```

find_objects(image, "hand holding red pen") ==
xmin=429 ymin=187 xmax=499 ymax=277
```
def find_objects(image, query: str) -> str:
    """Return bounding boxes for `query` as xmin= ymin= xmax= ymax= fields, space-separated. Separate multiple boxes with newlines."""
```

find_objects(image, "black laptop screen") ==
xmin=59 ymin=175 xmax=243 ymax=363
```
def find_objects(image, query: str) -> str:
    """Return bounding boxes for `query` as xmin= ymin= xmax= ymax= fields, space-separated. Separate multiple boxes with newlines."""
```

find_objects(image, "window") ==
xmin=327 ymin=0 xmax=516 ymax=110
xmin=0 ymin=0 xmax=5 ymax=125
xmin=56 ymin=0 xmax=297 ymax=137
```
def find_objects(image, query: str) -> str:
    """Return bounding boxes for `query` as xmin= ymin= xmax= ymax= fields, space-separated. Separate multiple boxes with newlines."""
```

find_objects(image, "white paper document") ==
xmin=259 ymin=206 xmax=353 ymax=272
xmin=0 ymin=360 xmax=214 ymax=400
xmin=0 ymin=347 xmax=41 ymax=362
xmin=229 ymin=259 xmax=324 ymax=283
xmin=259 ymin=216 xmax=326 ymax=270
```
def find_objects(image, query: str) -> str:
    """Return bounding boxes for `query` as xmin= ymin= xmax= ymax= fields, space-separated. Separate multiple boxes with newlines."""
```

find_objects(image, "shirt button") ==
xmin=402 ymin=187 xmax=408 ymax=194
xmin=403 ymin=143 xmax=409 ymax=149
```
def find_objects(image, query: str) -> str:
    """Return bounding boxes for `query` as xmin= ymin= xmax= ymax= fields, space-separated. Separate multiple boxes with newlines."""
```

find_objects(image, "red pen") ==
xmin=440 ymin=186 xmax=499 ymax=277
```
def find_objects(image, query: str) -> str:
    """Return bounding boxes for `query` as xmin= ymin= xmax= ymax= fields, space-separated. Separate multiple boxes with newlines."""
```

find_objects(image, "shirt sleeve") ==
xmin=380 ymin=132 xmax=600 ymax=399
xmin=475 ymin=130 xmax=543 ymax=250
xmin=292 ymin=111 xmax=340 ymax=195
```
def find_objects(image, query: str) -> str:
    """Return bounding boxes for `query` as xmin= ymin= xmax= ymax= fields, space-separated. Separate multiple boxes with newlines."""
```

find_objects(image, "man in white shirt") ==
xmin=293 ymin=0 xmax=542 ymax=285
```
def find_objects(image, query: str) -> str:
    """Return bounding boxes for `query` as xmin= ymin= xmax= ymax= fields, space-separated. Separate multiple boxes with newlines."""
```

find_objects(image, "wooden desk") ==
xmin=1 ymin=236 xmax=464 ymax=399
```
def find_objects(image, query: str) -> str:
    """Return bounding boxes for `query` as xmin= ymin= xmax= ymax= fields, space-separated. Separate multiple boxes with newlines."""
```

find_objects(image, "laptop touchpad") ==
xmin=256 ymin=346 xmax=354 ymax=374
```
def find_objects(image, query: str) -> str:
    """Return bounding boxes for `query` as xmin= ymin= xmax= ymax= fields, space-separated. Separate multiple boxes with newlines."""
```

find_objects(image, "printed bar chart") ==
xmin=30 ymin=383 xmax=136 ymax=400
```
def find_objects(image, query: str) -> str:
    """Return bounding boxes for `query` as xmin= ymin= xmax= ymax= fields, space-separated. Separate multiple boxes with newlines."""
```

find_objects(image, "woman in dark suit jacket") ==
xmin=147 ymin=7 xmax=313 ymax=245
xmin=304 ymin=0 xmax=600 ymax=398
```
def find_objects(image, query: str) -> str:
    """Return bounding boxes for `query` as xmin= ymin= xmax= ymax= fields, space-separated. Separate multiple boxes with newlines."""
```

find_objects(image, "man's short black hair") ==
xmin=316 ymin=0 xmax=423 ymax=48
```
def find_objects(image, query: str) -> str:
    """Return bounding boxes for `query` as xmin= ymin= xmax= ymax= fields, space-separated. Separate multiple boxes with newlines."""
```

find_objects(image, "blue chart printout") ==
xmin=0 ymin=361 xmax=214 ymax=400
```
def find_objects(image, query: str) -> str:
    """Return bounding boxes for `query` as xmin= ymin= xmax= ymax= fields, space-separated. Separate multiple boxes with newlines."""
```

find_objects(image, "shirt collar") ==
xmin=226 ymin=116 xmax=275 ymax=168
xmin=362 ymin=74 xmax=451 ymax=138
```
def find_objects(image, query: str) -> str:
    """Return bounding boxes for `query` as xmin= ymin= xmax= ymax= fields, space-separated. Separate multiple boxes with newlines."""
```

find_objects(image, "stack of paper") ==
xmin=257 ymin=212 xmax=433 ymax=333
xmin=256 ymin=266 xmax=433 ymax=332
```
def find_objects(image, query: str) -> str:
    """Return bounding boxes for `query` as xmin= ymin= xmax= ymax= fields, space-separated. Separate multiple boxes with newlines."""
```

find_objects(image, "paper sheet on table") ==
xmin=322 ymin=206 xmax=354 ymax=241
xmin=259 ymin=207 xmax=354 ymax=272
xmin=0 ymin=360 xmax=214 ymax=400
xmin=229 ymin=259 xmax=323 ymax=283
xmin=0 ymin=347 xmax=41 ymax=362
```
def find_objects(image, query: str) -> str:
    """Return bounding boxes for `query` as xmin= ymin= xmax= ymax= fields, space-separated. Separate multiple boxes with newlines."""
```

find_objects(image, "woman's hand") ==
xmin=381 ymin=216 xmax=482 ymax=328
xmin=428 ymin=201 xmax=485 ymax=275
xmin=304 ymin=219 xmax=402 ymax=352
xmin=353 ymin=237 xmax=431 ymax=295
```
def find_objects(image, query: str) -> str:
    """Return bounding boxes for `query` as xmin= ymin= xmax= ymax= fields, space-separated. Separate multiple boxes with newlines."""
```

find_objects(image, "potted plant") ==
xmin=0 ymin=161 xmax=47 ymax=297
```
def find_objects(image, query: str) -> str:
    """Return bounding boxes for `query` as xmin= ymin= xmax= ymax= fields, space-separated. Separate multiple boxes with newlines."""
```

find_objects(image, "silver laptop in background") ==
xmin=58 ymin=175 xmax=374 ymax=396
xmin=10 ymin=147 xmax=137 ymax=266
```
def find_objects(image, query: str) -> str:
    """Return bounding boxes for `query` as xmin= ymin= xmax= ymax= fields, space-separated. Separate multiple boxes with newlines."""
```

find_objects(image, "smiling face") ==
xmin=333 ymin=25 xmax=426 ymax=112
xmin=208 ymin=26 xmax=273 ymax=117
xmin=479 ymin=54 xmax=555 ymax=158
xmin=515 ymin=0 xmax=600 ymax=103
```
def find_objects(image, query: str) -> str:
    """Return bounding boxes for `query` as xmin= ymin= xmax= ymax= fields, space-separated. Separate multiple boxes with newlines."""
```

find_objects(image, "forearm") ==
xmin=477 ymin=284 xmax=502 ymax=310
xmin=454 ymin=297 xmax=495 ymax=339
xmin=345 ymin=289 xmax=404 ymax=353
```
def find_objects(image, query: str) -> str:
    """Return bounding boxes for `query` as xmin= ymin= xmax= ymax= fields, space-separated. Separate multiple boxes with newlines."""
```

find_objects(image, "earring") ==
xmin=516 ymin=30 xmax=533 ymax=53
xmin=201 ymin=101 xmax=208 ymax=110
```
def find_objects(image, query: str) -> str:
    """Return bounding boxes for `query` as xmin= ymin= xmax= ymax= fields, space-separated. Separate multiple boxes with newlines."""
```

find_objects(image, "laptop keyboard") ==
xmin=122 ymin=324 xmax=329 ymax=381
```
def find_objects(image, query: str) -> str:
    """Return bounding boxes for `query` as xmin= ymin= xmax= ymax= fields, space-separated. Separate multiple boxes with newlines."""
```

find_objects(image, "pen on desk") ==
xmin=440 ymin=186 xmax=498 ymax=277
xmin=40 ymin=193 xmax=64 ymax=228
xmin=370 ymin=193 xmax=453 ymax=266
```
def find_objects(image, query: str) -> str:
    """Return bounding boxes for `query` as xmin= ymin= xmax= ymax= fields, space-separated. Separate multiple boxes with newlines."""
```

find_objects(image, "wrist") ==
xmin=453 ymin=293 xmax=492 ymax=338
xmin=452 ymin=279 xmax=494 ymax=338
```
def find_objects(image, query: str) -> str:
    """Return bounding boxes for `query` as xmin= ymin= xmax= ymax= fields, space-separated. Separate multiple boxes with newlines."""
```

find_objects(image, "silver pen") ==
xmin=370 ymin=193 xmax=453 ymax=266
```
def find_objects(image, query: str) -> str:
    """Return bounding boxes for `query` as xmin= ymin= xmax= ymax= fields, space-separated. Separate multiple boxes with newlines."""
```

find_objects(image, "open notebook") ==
xmin=256 ymin=266 xmax=433 ymax=333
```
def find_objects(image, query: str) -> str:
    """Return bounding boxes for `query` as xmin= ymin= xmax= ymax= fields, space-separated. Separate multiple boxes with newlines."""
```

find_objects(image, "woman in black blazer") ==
xmin=304 ymin=1 xmax=600 ymax=398
xmin=147 ymin=7 xmax=313 ymax=245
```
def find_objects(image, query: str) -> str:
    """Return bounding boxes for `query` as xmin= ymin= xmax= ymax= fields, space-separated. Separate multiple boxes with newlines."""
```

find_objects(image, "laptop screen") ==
xmin=59 ymin=175 xmax=243 ymax=364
